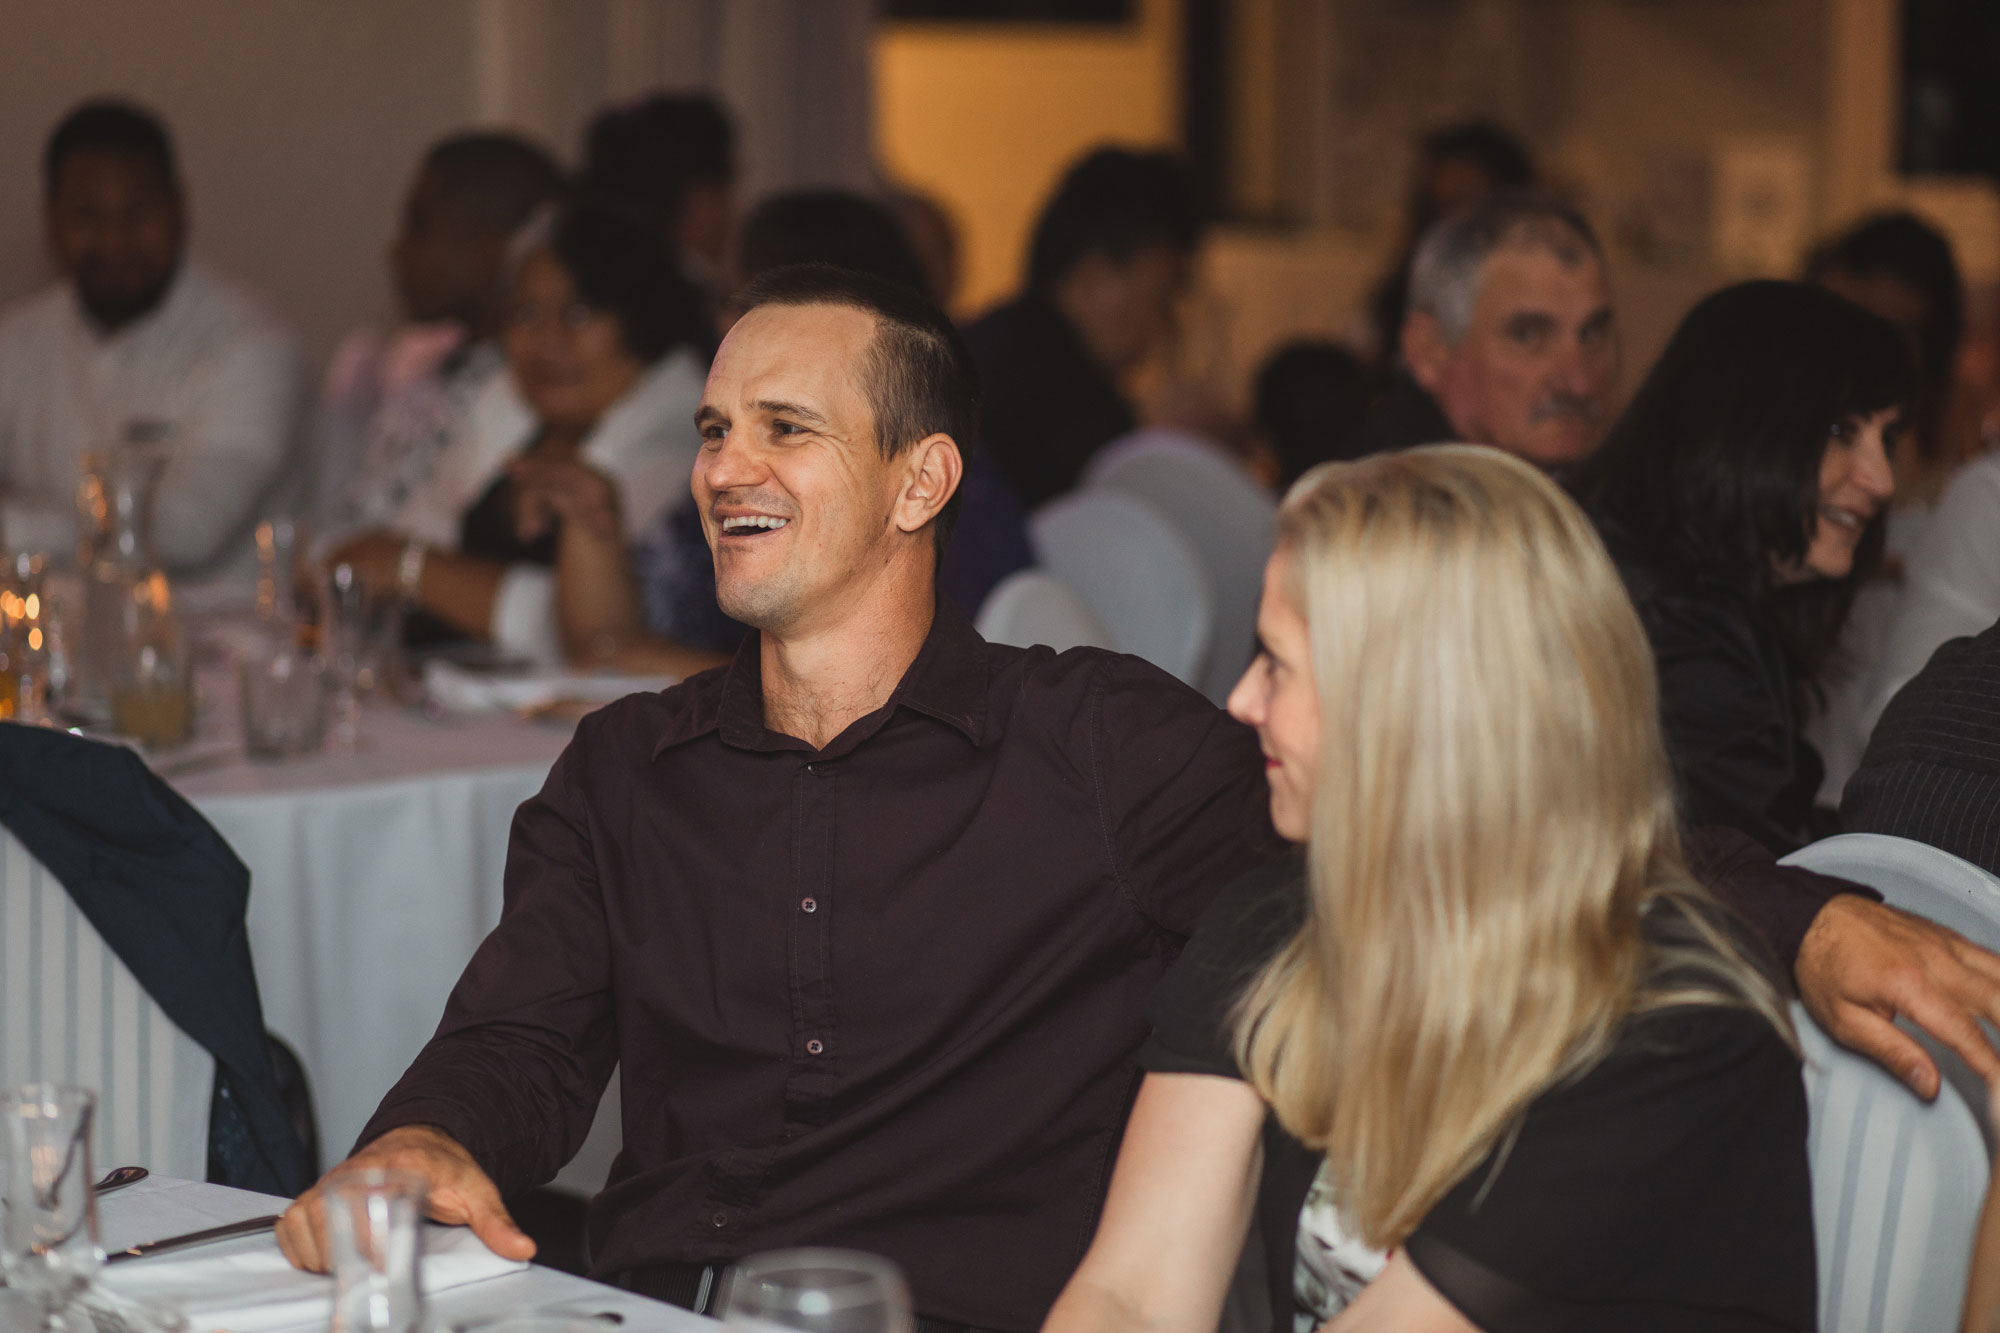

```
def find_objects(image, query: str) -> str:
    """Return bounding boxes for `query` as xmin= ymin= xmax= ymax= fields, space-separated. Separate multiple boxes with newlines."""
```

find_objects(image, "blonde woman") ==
xmin=1044 ymin=445 xmax=1815 ymax=1332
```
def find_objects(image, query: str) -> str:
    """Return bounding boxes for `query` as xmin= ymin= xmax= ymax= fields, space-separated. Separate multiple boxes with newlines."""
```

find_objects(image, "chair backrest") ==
xmin=974 ymin=568 xmax=1116 ymax=655
xmin=1086 ymin=429 xmax=1277 ymax=703
xmin=1795 ymin=999 xmax=1986 ymax=1332
xmin=0 ymin=829 xmax=213 ymax=1180
xmin=1783 ymin=832 xmax=2000 ymax=1146
xmin=1029 ymin=489 xmax=1215 ymax=687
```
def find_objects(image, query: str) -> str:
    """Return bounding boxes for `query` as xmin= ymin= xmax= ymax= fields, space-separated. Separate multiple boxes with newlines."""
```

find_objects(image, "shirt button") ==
xmin=801 ymin=897 xmax=817 ymax=913
xmin=804 ymin=762 xmax=817 ymax=773
xmin=806 ymin=1038 xmax=825 ymax=1056
xmin=711 ymin=1211 xmax=728 ymax=1228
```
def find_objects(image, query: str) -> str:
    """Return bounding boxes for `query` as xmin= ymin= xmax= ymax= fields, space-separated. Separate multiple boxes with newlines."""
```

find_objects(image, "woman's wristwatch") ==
xmin=396 ymin=541 xmax=428 ymax=602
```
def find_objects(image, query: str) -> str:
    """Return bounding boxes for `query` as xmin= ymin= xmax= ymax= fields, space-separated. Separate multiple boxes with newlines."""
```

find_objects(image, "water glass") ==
xmin=0 ymin=1086 xmax=101 ymax=1321
xmin=239 ymin=641 xmax=325 ymax=760
xmin=716 ymin=1249 xmax=913 ymax=1333
xmin=325 ymin=1169 xmax=427 ymax=1333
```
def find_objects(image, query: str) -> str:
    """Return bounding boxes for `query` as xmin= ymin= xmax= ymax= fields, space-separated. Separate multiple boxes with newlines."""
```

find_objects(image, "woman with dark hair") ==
xmin=332 ymin=200 xmax=714 ymax=667
xmin=1578 ymin=279 xmax=1909 ymax=852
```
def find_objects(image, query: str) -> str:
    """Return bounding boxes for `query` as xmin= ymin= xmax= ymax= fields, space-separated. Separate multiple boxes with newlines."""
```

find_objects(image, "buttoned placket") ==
xmin=784 ymin=755 xmax=841 ymax=1126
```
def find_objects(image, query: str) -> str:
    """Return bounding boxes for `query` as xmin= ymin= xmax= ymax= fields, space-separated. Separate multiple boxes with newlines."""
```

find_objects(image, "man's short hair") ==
xmin=1407 ymin=191 xmax=1603 ymax=345
xmin=44 ymin=99 xmax=176 ymax=195
xmin=422 ymin=133 xmax=565 ymax=236
xmin=579 ymin=93 xmax=736 ymax=229
xmin=1026 ymin=147 xmax=1202 ymax=293
xmin=737 ymin=263 xmax=977 ymax=551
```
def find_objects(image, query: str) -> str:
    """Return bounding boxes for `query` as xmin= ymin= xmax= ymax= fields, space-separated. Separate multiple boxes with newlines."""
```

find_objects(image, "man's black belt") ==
xmin=614 ymin=1262 xmax=998 ymax=1333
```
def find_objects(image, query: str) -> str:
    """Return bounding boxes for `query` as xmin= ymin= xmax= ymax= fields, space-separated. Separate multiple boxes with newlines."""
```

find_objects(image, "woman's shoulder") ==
xmin=1138 ymin=857 xmax=1304 ymax=1080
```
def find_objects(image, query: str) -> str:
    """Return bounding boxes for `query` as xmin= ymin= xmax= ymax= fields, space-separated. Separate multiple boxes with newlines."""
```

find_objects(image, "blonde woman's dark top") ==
xmin=1142 ymin=860 xmax=1817 ymax=1332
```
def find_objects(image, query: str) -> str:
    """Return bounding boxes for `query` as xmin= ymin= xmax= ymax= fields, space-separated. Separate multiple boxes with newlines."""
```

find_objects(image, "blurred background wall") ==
xmin=1 ymin=0 xmax=1996 ymax=412
xmin=0 ymin=0 xmax=874 ymax=371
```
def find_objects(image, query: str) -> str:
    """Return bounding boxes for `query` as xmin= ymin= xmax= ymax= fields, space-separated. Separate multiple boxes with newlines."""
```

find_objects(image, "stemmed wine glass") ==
xmin=715 ymin=1249 xmax=913 ymax=1333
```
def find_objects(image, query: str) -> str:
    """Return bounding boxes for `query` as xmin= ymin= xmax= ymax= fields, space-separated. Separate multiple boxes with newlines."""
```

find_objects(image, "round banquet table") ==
xmin=171 ymin=701 xmax=574 ymax=1161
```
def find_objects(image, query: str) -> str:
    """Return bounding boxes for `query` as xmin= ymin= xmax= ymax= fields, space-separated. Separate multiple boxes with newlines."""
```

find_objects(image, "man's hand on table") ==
xmin=1796 ymin=894 xmax=2000 ymax=1101
xmin=276 ymin=1125 xmax=536 ymax=1272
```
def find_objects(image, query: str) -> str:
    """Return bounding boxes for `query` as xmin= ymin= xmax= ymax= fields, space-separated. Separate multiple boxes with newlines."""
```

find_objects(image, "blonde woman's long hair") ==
xmin=1231 ymin=444 xmax=1791 ymax=1250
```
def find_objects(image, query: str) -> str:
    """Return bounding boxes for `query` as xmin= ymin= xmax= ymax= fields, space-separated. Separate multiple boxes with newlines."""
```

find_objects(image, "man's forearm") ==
xmin=1684 ymin=824 xmax=1879 ymax=977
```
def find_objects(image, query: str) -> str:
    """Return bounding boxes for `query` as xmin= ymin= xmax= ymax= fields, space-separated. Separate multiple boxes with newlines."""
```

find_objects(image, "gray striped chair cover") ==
xmin=1783 ymin=833 xmax=2000 ymax=1331
xmin=1796 ymin=1003 xmax=1985 ymax=1331
xmin=0 ymin=828 xmax=212 ymax=1180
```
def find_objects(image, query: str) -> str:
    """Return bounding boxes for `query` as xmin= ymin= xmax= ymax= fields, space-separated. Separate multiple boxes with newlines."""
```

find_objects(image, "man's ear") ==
xmin=895 ymin=433 xmax=964 ymax=536
xmin=1401 ymin=311 xmax=1452 ymax=395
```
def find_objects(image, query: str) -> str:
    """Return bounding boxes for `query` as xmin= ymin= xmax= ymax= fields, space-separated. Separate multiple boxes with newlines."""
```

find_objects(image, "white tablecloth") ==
xmin=172 ymin=702 xmax=573 ymax=1159
xmin=83 ymin=1175 xmax=712 ymax=1333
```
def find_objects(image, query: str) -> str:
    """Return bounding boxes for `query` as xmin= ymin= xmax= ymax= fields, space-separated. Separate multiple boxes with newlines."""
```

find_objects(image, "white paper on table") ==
xmin=96 ymin=1223 xmax=528 ymax=1333
xmin=421 ymin=660 xmax=671 ymax=714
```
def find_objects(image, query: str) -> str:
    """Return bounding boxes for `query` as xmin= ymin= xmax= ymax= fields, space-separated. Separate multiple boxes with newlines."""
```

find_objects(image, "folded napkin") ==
xmin=96 ymin=1223 xmax=528 ymax=1333
xmin=421 ymin=661 xmax=671 ymax=714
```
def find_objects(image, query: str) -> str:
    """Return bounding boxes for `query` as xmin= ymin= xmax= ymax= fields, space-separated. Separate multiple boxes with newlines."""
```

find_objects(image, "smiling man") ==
xmin=277 ymin=265 xmax=1281 ymax=1331
xmin=1350 ymin=191 xmax=1619 ymax=469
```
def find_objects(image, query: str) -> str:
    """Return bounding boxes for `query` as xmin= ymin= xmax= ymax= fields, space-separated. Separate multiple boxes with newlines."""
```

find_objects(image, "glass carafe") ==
xmin=75 ymin=436 xmax=189 ymax=742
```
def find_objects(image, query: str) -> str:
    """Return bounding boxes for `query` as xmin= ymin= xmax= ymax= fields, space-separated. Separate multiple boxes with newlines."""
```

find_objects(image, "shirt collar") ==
xmin=653 ymin=596 xmax=991 ymax=760
xmin=69 ymin=259 xmax=195 ymax=347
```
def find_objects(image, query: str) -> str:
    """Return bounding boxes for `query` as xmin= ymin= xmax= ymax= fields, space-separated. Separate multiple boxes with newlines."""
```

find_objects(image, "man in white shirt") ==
xmin=0 ymin=100 xmax=304 ymax=574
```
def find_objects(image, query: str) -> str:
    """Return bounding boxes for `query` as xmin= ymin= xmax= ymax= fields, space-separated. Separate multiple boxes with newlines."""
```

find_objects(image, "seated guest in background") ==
xmin=1362 ymin=119 xmax=1536 ymax=368
xmin=1048 ymin=445 xmax=1815 ymax=1332
xmin=885 ymin=183 xmax=963 ymax=319
xmin=329 ymin=202 xmax=709 ymax=665
xmin=1350 ymin=191 xmax=1617 ymax=467
xmin=0 ymin=99 xmax=304 ymax=574
xmin=966 ymin=146 xmax=1204 ymax=507
xmin=1800 ymin=211 xmax=1967 ymax=803
xmin=1843 ymin=615 xmax=2000 ymax=877
xmin=1578 ymin=281 xmax=1907 ymax=855
xmin=1247 ymin=340 xmax=1374 ymax=490
xmin=278 ymin=266 xmax=1283 ymax=1329
xmin=579 ymin=92 xmax=737 ymax=313
xmin=1808 ymin=211 xmax=1966 ymax=504
xmin=314 ymin=131 xmax=563 ymax=532
xmin=521 ymin=195 xmax=1032 ymax=672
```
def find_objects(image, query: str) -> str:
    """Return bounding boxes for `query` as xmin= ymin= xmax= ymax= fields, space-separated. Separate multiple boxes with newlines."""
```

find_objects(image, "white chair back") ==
xmin=1029 ymin=490 xmax=1215 ymax=687
xmin=1783 ymin=832 xmax=2000 ymax=1144
xmin=1795 ymin=1000 xmax=1986 ymax=1332
xmin=974 ymin=569 xmax=1116 ymax=654
xmin=0 ymin=830 xmax=212 ymax=1180
xmin=1086 ymin=429 xmax=1277 ymax=702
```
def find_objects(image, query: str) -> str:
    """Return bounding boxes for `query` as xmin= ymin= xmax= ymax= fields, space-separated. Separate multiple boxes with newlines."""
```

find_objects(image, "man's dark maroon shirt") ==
xmin=360 ymin=600 xmax=1280 ymax=1329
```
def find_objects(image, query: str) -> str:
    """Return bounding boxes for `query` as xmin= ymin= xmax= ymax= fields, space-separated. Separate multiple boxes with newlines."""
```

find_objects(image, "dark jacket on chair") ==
xmin=0 ymin=723 xmax=313 ymax=1195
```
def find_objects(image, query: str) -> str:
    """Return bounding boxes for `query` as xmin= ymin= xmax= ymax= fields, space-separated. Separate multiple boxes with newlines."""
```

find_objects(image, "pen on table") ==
xmin=103 ymin=1214 xmax=283 ymax=1264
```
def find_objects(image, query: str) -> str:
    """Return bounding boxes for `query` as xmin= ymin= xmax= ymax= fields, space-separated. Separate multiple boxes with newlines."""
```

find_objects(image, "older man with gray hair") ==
xmin=1350 ymin=191 xmax=1618 ymax=468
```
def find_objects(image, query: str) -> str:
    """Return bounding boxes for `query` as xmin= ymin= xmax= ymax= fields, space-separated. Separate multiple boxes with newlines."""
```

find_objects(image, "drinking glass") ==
xmin=239 ymin=639 xmax=325 ymax=760
xmin=716 ymin=1249 xmax=913 ymax=1333
xmin=0 ymin=1086 xmax=101 ymax=1326
xmin=325 ymin=1168 xmax=427 ymax=1333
